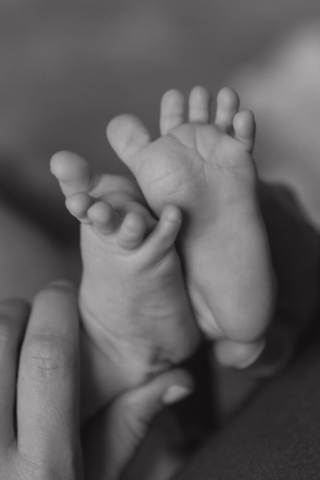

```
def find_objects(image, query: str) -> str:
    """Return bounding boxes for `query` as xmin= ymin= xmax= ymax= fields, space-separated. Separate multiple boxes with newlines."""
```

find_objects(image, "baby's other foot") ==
xmin=50 ymin=152 xmax=200 ymax=406
xmin=106 ymin=87 xmax=274 ymax=365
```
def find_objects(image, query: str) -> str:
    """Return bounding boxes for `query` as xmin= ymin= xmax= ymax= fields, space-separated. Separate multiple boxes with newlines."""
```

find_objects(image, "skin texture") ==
xmin=51 ymin=86 xmax=274 ymax=392
xmin=0 ymin=281 xmax=193 ymax=480
xmin=51 ymin=151 xmax=200 ymax=420
xmin=106 ymin=86 xmax=274 ymax=366
xmin=0 ymin=283 xmax=84 ymax=480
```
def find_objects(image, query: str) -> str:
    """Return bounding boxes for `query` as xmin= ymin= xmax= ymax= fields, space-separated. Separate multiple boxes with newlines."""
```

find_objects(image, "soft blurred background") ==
xmin=1 ymin=0 xmax=320 ymax=227
xmin=1 ymin=2 xmax=320 ymax=476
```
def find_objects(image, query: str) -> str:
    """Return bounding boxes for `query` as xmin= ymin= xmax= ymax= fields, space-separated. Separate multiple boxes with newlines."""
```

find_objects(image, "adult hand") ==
xmin=0 ymin=281 xmax=193 ymax=480
xmin=83 ymin=369 xmax=193 ymax=480
xmin=0 ymin=281 xmax=84 ymax=479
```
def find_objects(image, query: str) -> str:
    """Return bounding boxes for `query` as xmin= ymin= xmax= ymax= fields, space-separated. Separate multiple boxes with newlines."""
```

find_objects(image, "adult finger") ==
xmin=0 ymin=299 xmax=29 ymax=450
xmin=16 ymin=281 xmax=82 ymax=475
xmin=83 ymin=368 xmax=193 ymax=480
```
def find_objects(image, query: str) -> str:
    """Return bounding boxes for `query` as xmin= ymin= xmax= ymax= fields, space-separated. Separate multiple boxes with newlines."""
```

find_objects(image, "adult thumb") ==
xmin=83 ymin=369 xmax=193 ymax=480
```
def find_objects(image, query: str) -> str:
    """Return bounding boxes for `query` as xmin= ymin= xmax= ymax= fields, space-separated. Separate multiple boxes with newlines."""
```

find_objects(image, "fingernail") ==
xmin=48 ymin=280 xmax=75 ymax=289
xmin=162 ymin=385 xmax=192 ymax=405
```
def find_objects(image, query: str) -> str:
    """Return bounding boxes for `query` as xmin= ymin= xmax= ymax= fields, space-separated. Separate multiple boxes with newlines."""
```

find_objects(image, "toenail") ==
xmin=167 ymin=211 xmax=182 ymax=224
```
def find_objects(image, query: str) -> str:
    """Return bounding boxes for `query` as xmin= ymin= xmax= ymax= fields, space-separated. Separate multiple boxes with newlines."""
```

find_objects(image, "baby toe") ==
xmin=87 ymin=201 xmax=118 ymax=235
xmin=66 ymin=192 xmax=94 ymax=223
xmin=189 ymin=86 xmax=211 ymax=124
xmin=233 ymin=110 xmax=256 ymax=152
xmin=106 ymin=114 xmax=151 ymax=169
xmin=117 ymin=212 xmax=147 ymax=250
xmin=50 ymin=151 xmax=95 ymax=197
xmin=214 ymin=87 xmax=240 ymax=131
xmin=160 ymin=89 xmax=185 ymax=135
xmin=142 ymin=205 xmax=182 ymax=261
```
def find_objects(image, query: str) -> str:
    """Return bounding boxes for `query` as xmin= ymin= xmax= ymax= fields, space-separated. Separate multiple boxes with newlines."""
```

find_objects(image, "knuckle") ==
xmin=25 ymin=334 xmax=75 ymax=383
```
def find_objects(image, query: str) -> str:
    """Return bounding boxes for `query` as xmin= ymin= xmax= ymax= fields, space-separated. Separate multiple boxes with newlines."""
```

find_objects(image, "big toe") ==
xmin=106 ymin=114 xmax=151 ymax=172
xmin=50 ymin=151 xmax=94 ymax=197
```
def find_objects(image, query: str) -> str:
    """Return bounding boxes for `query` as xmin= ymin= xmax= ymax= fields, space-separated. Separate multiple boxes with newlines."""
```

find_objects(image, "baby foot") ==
xmin=106 ymin=87 xmax=274 ymax=359
xmin=50 ymin=152 xmax=200 ymax=398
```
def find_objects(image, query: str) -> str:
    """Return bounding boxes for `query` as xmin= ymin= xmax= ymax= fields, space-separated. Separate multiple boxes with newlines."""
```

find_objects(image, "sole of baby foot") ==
xmin=51 ymin=151 xmax=200 ymax=414
xmin=79 ymin=202 xmax=200 ymax=372
xmin=106 ymin=86 xmax=274 ymax=346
